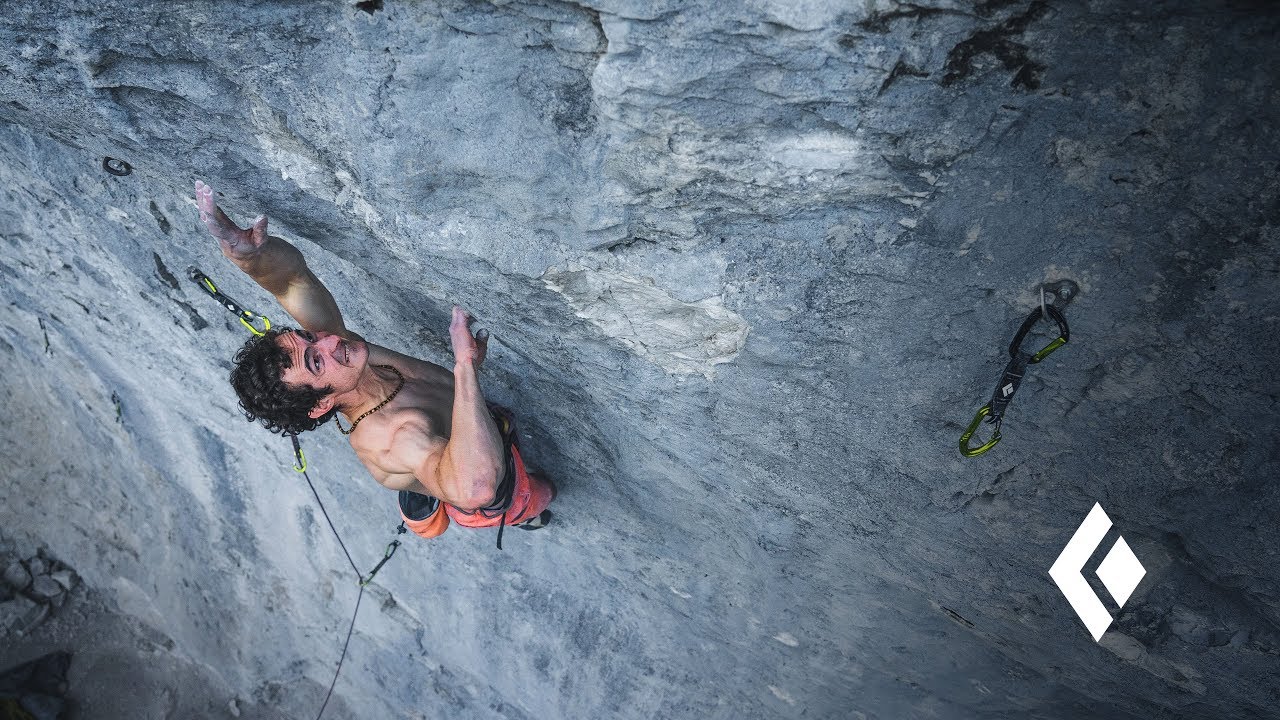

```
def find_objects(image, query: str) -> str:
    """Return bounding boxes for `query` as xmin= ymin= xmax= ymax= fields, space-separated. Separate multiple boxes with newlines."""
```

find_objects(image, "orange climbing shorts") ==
xmin=396 ymin=408 xmax=553 ymax=539
xmin=446 ymin=444 xmax=553 ymax=528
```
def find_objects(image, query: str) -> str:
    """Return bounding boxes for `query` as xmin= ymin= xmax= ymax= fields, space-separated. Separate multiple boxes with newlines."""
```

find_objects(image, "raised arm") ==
xmin=436 ymin=306 xmax=503 ymax=507
xmin=195 ymin=180 xmax=350 ymax=337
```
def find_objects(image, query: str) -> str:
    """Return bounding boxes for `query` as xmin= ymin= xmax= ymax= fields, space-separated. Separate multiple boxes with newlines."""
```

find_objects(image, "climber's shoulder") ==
xmin=365 ymin=341 xmax=454 ymax=382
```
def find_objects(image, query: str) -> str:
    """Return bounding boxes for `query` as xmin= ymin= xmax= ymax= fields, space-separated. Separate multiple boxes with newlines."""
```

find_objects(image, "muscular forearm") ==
xmin=232 ymin=235 xmax=306 ymax=296
xmin=441 ymin=362 xmax=505 ymax=507
xmin=235 ymin=237 xmax=344 ymax=331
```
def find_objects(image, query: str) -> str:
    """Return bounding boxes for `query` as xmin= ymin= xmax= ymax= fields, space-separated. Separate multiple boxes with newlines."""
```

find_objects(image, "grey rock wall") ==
xmin=1 ymin=1 xmax=1278 ymax=718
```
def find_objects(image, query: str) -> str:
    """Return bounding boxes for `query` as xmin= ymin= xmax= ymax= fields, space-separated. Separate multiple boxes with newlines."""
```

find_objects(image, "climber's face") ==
xmin=277 ymin=329 xmax=367 ymax=416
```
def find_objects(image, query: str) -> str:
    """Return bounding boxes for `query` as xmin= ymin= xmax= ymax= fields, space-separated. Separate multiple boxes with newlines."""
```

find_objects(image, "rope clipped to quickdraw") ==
xmin=287 ymin=435 xmax=405 ymax=584
xmin=960 ymin=280 xmax=1078 ymax=457
xmin=185 ymin=265 xmax=404 ymax=720
xmin=290 ymin=433 xmax=406 ymax=720
xmin=186 ymin=266 xmax=272 ymax=335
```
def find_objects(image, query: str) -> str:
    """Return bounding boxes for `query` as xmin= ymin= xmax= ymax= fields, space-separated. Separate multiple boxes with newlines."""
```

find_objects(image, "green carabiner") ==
xmin=1015 ymin=305 xmax=1069 ymax=363
xmin=959 ymin=404 xmax=1001 ymax=457
xmin=239 ymin=312 xmax=272 ymax=336
xmin=1031 ymin=335 xmax=1066 ymax=363
xmin=289 ymin=434 xmax=307 ymax=472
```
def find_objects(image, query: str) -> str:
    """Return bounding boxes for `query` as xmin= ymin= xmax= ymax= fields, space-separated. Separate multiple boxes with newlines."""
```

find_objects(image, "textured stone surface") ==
xmin=48 ymin=571 xmax=75 ymax=593
xmin=0 ymin=1 xmax=1278 ymax=719
xmin=0 ymin=597 xmax=39 ymax=634
xmin=3 ymin=563 xmax=31 ymax=593
xmin=28 ymin=577 xmax=63 ymax=604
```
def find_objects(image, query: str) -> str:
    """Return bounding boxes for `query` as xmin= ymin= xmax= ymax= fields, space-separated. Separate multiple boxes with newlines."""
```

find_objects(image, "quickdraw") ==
xmin=186 ymin=266 xmax=272 ymax=336
xmin=960 ymin=281 xmax=1077 ymax=457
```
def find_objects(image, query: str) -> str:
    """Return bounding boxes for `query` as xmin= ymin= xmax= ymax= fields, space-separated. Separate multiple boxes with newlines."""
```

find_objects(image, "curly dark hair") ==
xmin=229 ymin=327 xmax=336 ymax=435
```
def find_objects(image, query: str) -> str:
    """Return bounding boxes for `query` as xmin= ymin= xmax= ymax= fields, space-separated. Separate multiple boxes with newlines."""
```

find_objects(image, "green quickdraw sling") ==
xmin=960 ymin=281 xmax=1076 ymax=457
xmin=186 ymin=266 xmax=272 ymax=335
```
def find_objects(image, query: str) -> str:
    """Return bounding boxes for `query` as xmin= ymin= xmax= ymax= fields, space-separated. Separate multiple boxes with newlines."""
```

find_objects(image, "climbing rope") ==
xmin=187 ymin=266 xmax=405 ymax=719
xmin=290 ymin=433 xmax=405 ymax=720
xmin=289 ymin=435 xmax=404 ymax=586
xmin=959 ymin=280 xmax=1078 ymax=457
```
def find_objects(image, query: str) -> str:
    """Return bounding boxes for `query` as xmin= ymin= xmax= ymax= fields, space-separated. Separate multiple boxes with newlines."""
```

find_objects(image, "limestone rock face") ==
xmin=1 ymin=1 xmax=1278 ymax=718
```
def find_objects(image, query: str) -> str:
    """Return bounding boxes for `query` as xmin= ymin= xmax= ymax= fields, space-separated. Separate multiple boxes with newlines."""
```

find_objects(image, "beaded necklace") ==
xmin=334 ymin=364 xmax=404 ymax=435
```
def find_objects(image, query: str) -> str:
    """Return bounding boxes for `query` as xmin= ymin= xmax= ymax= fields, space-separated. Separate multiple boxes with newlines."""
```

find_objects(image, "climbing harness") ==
xmin=959 ymin=280 xmax=1077 ymax=457
xmin=394 ymin=408 xmax=521 ymax=550
xmin=186 ymin=266 xmax=272 ymax=335
xmin=187 ymin=266 xmax=403 ymax=720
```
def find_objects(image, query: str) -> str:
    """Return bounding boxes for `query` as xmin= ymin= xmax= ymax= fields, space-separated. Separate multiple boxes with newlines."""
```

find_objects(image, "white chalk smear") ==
xmin=768 ymin=685 xmax=796 ymax=704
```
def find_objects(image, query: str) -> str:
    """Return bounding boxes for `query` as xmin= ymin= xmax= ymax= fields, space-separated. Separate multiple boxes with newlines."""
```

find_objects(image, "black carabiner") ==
xmin=1009 ymin=304 xmax=1069 ymax=363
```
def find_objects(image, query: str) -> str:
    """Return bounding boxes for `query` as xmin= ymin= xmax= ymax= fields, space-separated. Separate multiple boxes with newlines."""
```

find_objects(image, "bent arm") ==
xmin=383 ymin=396 xmax=503 ymax=510
xmin=435 ymin=361 xmax=505 ymax=509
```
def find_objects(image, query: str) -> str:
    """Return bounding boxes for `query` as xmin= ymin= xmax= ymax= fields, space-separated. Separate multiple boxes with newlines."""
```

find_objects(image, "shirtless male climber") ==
xmin=195 ymin=180 xmax=553 ymax=544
